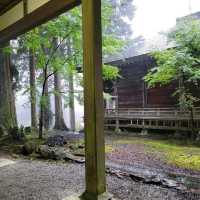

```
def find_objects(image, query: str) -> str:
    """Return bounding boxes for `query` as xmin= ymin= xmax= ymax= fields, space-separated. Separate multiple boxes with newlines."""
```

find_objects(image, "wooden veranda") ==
xmin=105 ymin=107 xmax=200 ymax=131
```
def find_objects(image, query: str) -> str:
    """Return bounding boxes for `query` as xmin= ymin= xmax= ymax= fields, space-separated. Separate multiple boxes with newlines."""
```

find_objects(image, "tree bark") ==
xmin=43 ymin=71 xmax=52 ymax=130
xmin=54 ymin=72 xmax=68 ymax=130
xmin=39 ymin=70 xmax=47 ymax=139
xmin=39 ymin=68 xmax=52 ymax=139
xmin=29 ymin=50 xmax=37 ymax=129
xmin=0 ymin=44 xmax=17 ymax=130
xmin=68 ymin=72 xmax=76 ymax=131
xmin=66 ymin=40 xmax=76 ymax=131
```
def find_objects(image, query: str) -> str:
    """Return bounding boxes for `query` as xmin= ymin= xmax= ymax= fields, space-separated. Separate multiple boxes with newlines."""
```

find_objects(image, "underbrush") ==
xmin=0 ymin=133 xmax=45 ymax=156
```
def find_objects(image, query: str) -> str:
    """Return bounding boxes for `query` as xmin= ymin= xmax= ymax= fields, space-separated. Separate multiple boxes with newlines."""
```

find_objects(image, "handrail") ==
xmin=105 ymin=107 xmax=200 ymax=119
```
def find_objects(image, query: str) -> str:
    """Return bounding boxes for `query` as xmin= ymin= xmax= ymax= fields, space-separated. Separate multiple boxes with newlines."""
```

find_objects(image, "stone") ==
xmin=22 ymin=142 xmax=39 ymax=155
xmin=73 ymin=150 xmax=85 ymax=157
xmin=79 ymin=129 xmax=84 ymax=134
xmin=64 ymin=153 xmax=85 ymax=164
xmin=140 ymin=129 xmax=148 ymax=136
xmin=115 ymin=128 xmax=122 ymax=134
xmin=0 ymin=159 xmax=16 ymax=168
xmin=39 ymin=145 xmax=85 ymax=163
xmin=64 ymin=192 xmax=114 ymax=200
xmin=46 ymin=135 xmax=66 ymax=147
xmin=39 ymin=145 xmax=66 ymax=160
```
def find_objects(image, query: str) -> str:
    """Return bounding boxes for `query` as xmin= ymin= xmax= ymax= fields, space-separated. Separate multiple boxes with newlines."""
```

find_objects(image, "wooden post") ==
xmin=81 ymin=1 xmax=111 ymax=199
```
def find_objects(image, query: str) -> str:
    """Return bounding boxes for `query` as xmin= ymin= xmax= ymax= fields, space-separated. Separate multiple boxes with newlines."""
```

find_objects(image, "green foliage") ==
xmin=145 ymin=18 xmax=200 ymax=109
xmin=103 ymin=64 xmax=121 ymax=80
xmin=23 ymin=3 xmax=122 ymax=82
xmin=14 ymin=1 xmax=124 ymax=113
xmin=144 ymin=49 xmax=177 ymax=87
xmin=3 ymin=46 xmax=13 ymax=54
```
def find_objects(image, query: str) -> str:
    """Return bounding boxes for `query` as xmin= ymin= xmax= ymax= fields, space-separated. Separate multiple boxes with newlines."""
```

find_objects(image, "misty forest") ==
xmin=0 ymin=0 xmax=200 ymax=200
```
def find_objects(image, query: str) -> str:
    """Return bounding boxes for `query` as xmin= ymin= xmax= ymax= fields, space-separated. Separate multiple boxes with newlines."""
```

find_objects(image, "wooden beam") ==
xmin=0 ymin=0 xmax=22 ymax=16
xmin=23 ymin=0 xmax=28 ymax=16
xmin=81 ymin=0 xmax=110 ymax=199
xmin=0 ymin=0 xmax=81 ymax=44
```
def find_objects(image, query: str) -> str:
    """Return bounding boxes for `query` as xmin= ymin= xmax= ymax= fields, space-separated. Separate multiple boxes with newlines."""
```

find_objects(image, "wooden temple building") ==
xmin=0 ymin=0 xmax=111 ymax=199
xmin=104 ymin=53 xmax=200 ymax=132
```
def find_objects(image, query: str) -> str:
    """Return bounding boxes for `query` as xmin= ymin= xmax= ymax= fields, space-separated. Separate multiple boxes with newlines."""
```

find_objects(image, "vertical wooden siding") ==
xmin=108 ymin=54 xmax=177 ymax=108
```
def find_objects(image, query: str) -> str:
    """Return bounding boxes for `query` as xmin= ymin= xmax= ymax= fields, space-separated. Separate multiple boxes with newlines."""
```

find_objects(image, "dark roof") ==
xmin=0 ymin=0 xmax=21 ymax=16
xmin=106 ymin=52 xmax=153 ymax=67
xmin=106 ymin=11 xmax=200 ymax=64
xmin=104 ymin=34 xmax=175 ymax=63
xmin=177 ymin=11 xmax=200 ymax=22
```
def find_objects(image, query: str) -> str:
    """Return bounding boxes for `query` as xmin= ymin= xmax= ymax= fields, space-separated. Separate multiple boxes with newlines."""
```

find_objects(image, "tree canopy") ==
xmin=145 ymin=18 xmax=200 ymax=109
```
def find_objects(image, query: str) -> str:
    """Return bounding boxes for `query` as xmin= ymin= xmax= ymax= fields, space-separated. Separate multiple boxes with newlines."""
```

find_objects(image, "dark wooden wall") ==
xmin=107 ymin=54 xmax=177 ymax=108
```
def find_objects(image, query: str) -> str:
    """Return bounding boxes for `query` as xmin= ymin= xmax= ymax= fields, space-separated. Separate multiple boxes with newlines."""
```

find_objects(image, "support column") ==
xmin=81 ymin=0 xmax=110 ymax=199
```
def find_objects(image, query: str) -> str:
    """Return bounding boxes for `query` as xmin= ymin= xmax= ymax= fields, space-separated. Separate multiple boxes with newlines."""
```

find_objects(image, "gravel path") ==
xmin=0 ymin=158 xmax=199 ymax=200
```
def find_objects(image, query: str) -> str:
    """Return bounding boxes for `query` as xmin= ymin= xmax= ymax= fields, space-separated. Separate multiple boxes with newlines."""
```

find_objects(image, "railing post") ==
xmin=115 ymin=108 xmax=120 ymax=132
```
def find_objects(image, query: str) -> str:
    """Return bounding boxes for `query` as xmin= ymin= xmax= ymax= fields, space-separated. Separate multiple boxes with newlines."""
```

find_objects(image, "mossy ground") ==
xmin=0 ymin=132 xmax=45 ymax=157
xmin=1 ymin=131 xmax=200 ymax=171
xmin=115 ymin=136 xmax=200 ymax=171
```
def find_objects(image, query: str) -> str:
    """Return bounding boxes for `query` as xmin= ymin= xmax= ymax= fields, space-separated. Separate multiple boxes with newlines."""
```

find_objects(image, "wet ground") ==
xmin=0 ymin=131 xmax=200 ymax=199
xmin=106 ymin=134 xmax=200 ymax=177
xmin=0 ymin=158 xmax=199 ymax=200
xmin=106 ymin=134 xmax=200 ymax=194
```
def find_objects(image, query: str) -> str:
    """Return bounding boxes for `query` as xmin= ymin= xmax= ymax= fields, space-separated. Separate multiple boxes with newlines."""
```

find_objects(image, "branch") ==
xmin=45 ymin=70 xmax=58 ymax=81
xmin=44 ymin=31 xmax=73 ymax=68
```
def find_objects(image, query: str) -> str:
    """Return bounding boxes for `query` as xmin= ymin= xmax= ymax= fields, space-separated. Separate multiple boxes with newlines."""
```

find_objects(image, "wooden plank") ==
xmin=82 ymin=0 xmax=108 ymax=199
xmin=0 ymin=0 xmax=81 ymax=44
xmin=105 ymin=107 xmax=200 ymax=131
xmin=0 ymin=0 xmax=21 ymax=16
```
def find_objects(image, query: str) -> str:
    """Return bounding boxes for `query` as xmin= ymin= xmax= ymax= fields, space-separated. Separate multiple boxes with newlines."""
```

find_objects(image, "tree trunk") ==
xmin=66 ymin=40 xmax=76 ymax=131
xmin=29 ymin=50 xmax=37 ymax=129
xmin=68 ymin=72 xmax=76 ymax=131
xmin=39 ymin=68 xmax=52 ymax=139
xmin=54 ymin=72 xmax=68 ymax=130
xmin=0 ymin=44 xmax=17 ymax=130
xmin=43 ymin=72 xmax=52 ymax=130
xmin=39 ymin=98 xmax=44 ymax=139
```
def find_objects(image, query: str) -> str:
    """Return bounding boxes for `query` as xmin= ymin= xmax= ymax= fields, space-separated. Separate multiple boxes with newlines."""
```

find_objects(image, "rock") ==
xmin=78 ymin=144 xmax=84 ymax=149
xmin=39 ymin=145 xmax=65 ymax=160
xmin=64 ymin=153 xmax=85 ymax=163
xmin=79 ymin=129 xmax=84 ymax=134
xmin=39 ymin=145 xmax=85 ymax=163
xmin=22 ymin=141 xmax=39 ymax=155
xmin=72 ymin=149 xmax=85 ymax=157
xmin=46 ymin=135 xmax=66 ymax=147
xmin=140 ymin=129 xmax=148 ymax=136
